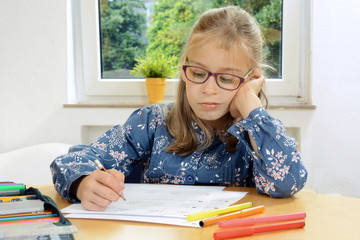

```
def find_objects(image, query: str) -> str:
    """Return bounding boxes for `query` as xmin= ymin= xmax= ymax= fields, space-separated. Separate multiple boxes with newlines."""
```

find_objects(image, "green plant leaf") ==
xmin=130 ymin=53 xmax=178 ymax=78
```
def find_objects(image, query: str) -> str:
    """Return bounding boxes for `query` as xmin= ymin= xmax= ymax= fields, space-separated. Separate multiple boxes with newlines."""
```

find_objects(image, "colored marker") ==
xmin=213 ymin=220 xmax=305 ymax=240
xmin=0 ymin=214 xmax=58 ymax=223
xmin=0 ymin=217 xmax=60 ymax=226
xmin=218 ymin=212 xmax=306 ymax=228
xmin=187 ymin=202 xmax=252 ymax=222
xmin=0 ymin=211 xmax=53 ymax=218
xmin=199 ymin=205 xmax=265 ymax=227
xmin=93 ymin=159 xmax=126 ymax=201
xmin=0 ymin=195 xmax=38 ymax=203
xmin=0 ymin=184 xmax=26 ymax=191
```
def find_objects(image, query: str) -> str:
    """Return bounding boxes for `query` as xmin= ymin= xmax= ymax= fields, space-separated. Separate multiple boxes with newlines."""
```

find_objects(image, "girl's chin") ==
xmin=197 ymin=114 xmax=222 ymax=122
xmin=197 ymin=112 xmax=229 ymax=124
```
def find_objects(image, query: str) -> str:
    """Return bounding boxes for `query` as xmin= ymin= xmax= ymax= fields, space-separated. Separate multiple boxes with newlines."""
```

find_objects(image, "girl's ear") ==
xmin=253 ymin=66 xmax=262 ymax=78
xmin=180 ymin=55 xmax=186 ymax=65
xmin=180 ymin=55 xmax=186 ymax=82
xmin=245 ymin=66 xmax=261 ymax=81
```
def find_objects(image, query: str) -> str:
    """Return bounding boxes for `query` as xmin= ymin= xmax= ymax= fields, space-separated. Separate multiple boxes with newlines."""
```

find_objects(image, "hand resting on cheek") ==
xmin=229 ymin=69 xmax=265 ymax=119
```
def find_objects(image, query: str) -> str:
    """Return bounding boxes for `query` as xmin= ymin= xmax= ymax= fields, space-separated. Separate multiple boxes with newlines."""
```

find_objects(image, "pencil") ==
xmin=94 ymin=159 xmax=109 ymax=173
xmin=94 ymin=159 xmax=126 ymax=201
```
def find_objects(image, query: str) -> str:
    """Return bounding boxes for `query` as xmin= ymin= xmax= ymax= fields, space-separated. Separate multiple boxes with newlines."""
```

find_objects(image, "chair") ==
xmin=0 ymin=143 xmax=72 ymax=185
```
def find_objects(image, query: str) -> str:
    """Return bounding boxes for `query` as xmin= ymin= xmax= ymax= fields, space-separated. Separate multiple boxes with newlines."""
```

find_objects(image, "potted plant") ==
xmin=130 ymin=54 xmax=177 ymax=104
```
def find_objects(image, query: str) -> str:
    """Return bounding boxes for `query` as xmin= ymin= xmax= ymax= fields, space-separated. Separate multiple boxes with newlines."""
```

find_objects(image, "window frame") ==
xmin=69 ymin=0 xmax=311 ymax=105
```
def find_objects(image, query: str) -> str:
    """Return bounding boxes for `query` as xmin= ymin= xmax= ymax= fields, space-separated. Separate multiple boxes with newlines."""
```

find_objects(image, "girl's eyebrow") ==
xmin=187 ymin=59 xmax=246 ymax=75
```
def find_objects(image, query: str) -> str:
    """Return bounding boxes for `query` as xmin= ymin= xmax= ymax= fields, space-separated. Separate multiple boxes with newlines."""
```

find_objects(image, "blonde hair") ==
xmin=166 ymin=6 xmax=267 ymax=156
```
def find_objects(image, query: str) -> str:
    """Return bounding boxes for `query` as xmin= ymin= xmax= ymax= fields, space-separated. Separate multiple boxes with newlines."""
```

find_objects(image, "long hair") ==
xmin=166 ymin=6 xmax=267 ymax=156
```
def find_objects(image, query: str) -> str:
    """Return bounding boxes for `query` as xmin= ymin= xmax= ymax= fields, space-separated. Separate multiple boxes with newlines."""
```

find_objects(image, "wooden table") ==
xmin=37 ymin=185 xmax=360 ymax=240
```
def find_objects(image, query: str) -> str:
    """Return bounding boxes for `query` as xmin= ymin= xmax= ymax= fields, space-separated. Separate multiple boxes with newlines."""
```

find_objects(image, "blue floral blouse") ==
xmin=50 ymin=104 xmax=307 ymax=202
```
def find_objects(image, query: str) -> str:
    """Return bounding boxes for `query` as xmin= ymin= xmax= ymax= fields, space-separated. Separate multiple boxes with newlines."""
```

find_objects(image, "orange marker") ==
xmin=94 ymin=159 xmax=126 ymax=201
xmin=199 ymin=205 xmax=265 ymax=227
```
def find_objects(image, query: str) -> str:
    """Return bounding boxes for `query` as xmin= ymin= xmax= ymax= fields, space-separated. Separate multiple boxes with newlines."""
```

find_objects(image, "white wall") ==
xmin=1 ymin=0 xmax=360 ymax=198
xmin=0 ymin=0 xmax=135 ymax=150
xmin=0 ymin=0 xmax=68 ymax=149
xmin=309 ymin=0 xmax=360 ymax=197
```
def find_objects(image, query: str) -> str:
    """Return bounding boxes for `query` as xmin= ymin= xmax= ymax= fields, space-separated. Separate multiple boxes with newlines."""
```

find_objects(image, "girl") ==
xmin=51 ymin=6 xmax=307 ymax=211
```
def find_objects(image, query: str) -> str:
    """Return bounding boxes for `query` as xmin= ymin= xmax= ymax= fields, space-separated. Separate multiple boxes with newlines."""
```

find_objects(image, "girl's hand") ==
xmin=76 ymin=169 xmax=125 ymax=211
xmin=229 ymin=68 xmax=264 ymax=159
xmin=229 ymin=68 xmax=265 ymax=119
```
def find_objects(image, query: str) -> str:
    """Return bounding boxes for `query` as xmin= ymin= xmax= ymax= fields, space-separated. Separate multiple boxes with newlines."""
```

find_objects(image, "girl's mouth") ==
xmin=200 ymin=102 xmax=220 ymax=110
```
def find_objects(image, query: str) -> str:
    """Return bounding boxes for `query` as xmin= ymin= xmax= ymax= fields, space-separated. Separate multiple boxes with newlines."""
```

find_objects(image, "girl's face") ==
xmin=181 ymin=38 xmax=251 ymax=128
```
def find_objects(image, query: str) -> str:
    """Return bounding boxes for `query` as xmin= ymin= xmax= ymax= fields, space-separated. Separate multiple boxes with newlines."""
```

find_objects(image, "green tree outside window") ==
xmin=99 ymin=0 xmax=282 ymax=79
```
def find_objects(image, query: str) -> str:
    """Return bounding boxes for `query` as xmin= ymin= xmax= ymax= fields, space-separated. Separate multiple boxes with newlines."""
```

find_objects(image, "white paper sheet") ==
xmin=62 ymin=184 xmax=247 ymax=227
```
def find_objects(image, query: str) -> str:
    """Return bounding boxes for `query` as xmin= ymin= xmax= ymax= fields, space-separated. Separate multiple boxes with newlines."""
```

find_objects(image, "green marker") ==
xmin=0 ymin=184 xmax=26 ymax=191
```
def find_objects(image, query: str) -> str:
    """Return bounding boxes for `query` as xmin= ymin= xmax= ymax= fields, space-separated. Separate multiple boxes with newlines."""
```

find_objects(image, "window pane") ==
xmin=99 ymin=0 xmax=282 ymax=79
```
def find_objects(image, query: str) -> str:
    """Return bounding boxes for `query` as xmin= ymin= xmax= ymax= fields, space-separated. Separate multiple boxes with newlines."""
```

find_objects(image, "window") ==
xmin=69 ymin=0 xmax=310 ymax=105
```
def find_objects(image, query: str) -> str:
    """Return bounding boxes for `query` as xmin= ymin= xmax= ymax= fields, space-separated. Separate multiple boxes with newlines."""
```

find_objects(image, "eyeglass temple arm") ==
xmin=244 ymin=68 xmax=253 ymax=78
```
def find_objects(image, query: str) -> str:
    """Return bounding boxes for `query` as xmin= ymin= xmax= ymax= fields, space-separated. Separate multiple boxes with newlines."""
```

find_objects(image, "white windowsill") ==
xmin=63 ymin=103 xmax=316 ymax=110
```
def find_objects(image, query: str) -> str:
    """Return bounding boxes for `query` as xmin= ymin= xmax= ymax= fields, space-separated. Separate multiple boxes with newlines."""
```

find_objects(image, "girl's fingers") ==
xmin=81 ymin=202 xmax=106 ymax=211
xmin=95 ymin=181 xmax=121 ymax=203
xmin=107 ymin=169 xmax=125 ymax=192
xmin=90 ymin=191 xmax=113 ymax=208
xmin=113 ymin=170 xmax=126 ymax=200
xmin=80 ymin=189 xmax=116 ymax=211
xmin=229 ymin=70 xmax=264 ymax=119
xmin=241 ymin=67 xmax=264 ymax=93
xmin=77 ymin=170 xmax=122 ymax=210
xmin=92 ymin=171 xmax=121 ymax=202
xmin=240 ymin=74 xmax=264 ymax=96
xmin=81 ymin=195 xmax=110 ymax=211
xmin=100 ymin=169 xmax=126 ymax=200
xmin=244 ymin=69 xmax=256 ymax=83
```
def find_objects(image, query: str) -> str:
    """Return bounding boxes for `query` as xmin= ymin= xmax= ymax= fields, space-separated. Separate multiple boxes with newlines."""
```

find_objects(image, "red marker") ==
xmin=218 ymin=212 xmax=306 ymax=228
xmin=213 ymin=221 xmax=305 ymax=240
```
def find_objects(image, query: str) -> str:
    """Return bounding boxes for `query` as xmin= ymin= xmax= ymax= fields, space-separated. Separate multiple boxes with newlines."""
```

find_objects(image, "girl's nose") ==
xmin=201 ymin=76 xmax=219 ymax=94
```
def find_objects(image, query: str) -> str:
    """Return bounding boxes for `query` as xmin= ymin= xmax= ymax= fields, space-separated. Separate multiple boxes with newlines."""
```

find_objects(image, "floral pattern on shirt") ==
xmin=50 ymin=104 xmax=307 ymax=202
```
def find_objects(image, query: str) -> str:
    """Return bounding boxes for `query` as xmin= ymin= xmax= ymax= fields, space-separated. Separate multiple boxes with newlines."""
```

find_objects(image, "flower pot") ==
xmin=145 ymin=78 xmax=166 ymax=104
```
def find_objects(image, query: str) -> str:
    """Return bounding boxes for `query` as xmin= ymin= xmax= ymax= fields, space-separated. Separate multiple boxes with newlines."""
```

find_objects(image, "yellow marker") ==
xmin=187 ymin=202 xmax=252 ymax=222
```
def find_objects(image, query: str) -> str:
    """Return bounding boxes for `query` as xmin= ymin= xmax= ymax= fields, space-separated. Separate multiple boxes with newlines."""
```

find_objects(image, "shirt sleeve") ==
xmin=228 ymin=107 xmax=308 ymax=198
xmin=50 ymin=105 xmax=161 ymax=202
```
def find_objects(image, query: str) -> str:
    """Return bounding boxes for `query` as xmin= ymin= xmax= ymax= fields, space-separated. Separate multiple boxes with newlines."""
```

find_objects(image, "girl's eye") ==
xmin=194 ymin=72 xmax=206 ymax=77
xmin=219 ymin=75 xmax=236 ymax=83
xmin=190 ymin=69 xmax=206 ymax=78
